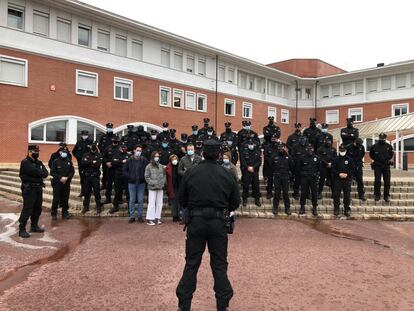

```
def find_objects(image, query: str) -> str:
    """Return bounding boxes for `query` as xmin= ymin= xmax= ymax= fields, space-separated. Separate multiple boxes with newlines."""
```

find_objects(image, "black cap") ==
xmin=356 ymin=138 xmax=363 ymax=145
xmin=203 ymin=118 xmax=210 ymax=124
xmin=59 ymin=142 xmax=67 ymax=148
xmin=294 ymin=123 xmax=302 ymax=129
xmin=137 ymin=125 xmax=144 ymax=131
xmin=28 ymin=145 xmax=39 ymax=152
xmin=192 ymin=125 xmax=198 ymax=130
xmin=346 ymin=117 xmax=354 ymax=122
xmin=120 ymin=142 xmax=127 ymax=149
xmin=310 ymin=118 xmax=317 ymax=121
xmin=150 ymin=130 xmax=157 ymax=135
xmin=242 ymin=121 xmax=247 ymax=126
xmin=379 ymin=132 xmax=387 ymax=139
xmin=207 ymin=126 xmax=214 ymax=131
xmin=106 ymin=123 xmax=113 ymax=128
xmin=162 ymin=122 xmax=169 ymax=128
xmin=169 ymin=129 xmax=177 ymax=133
xmin=321 ymin=123 xmax=328 ymax=129
xmin=339 ymin=144 xmax=347 ymax=152
xmin=246 ymin=121 xmax=252 ymax=126
xmin=268 ymin=116 xmax=274 ymax=121
xmin=81 ymin=130 xmax=89 ymax=135
xmin=203 ymin=139 xmax=221 ymax=153
xmin=224 ymin=122 xmax=232 ymax=128
xmin=127 ymin=125 xmax=134 ymax=129
xmin=181 ymin=133 xmax=188 ymax=139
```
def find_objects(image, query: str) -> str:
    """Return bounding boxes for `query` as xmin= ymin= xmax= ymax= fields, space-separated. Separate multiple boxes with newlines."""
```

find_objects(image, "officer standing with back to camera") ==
xmin=18 ymin=145 xmax=49 ymax=238
xmin=369 ymin=132 xmax=394 ymax=202
xmin=98 ymin=123 xmax=115 ymax=189
xmin=341 ymin=117 xmax=359 ymax=148
xmin=73 ymin=130 xmax=93 ymax=197
xmin=176 ymin=140 xmax=240 ymax=311
xmin=347 ymin=137 xmax=366 ymax=201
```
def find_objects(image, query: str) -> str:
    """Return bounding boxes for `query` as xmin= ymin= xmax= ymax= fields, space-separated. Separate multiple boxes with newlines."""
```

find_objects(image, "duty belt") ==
xmin=190 ymin=208 xmax=224 ymax=219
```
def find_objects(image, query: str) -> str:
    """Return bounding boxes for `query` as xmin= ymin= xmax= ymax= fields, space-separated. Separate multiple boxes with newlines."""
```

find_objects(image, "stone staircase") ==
xmin=0 ymin=167 xmax=413 ymax=220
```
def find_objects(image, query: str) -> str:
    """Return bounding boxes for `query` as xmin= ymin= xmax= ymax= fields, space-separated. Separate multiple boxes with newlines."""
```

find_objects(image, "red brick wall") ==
xmin=267 ymin=59 xmax=346 ymax=78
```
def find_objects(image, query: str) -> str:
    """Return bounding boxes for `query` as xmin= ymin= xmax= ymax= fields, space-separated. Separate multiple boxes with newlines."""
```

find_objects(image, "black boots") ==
xmin=255 ymin=198 xmax=261 ymax=207
xmin=312 ymin=206 xmax=318 ymax=217
xmin=30 ymin=225 xmax=45 ymax=233
xmin=81 ymin=206 xmax=89 ymax=214
xmin=299 ymin=206 xmax=305 ymax=215
xmin=344 ymin=208 xmax=351 ymax=217
xmin=285 ymin=208 xmax=291 ymax=216
xmin=359 ymin=194 xmax=367 ymax=201
xmin=109 ymin=206 xmax=119 ymax=214
xmin=384 ymin=196 xmax=390 ymax=203
xmin=334 ymin=208 xmax=340 ymax=217
xmin=272 ymin=205 xmax=278 ymax=215
xmin=19 ymin=228 xmax=30 ymax=238
xmin=96 ymin=204 xmax=102 ymax=215
xmin=242 ymin=199 xmax=247 ymax=207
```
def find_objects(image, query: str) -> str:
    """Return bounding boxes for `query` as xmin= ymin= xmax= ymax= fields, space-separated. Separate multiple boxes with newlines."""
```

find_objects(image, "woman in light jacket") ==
xmin=144 ymin=151 xmax=166 ymax=225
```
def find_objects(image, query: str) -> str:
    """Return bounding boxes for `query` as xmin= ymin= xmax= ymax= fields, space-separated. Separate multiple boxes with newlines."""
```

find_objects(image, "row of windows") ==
xmin=238 ymin=71 xmax=290 ymax=98
xmin=161 ymin=48 xmax=210 ymax=77
xmin=159 ymin=86 xmax=207 ymax=112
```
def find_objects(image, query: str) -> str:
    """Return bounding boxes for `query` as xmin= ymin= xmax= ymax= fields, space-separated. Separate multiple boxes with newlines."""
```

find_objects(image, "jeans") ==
xmin=128 ymin=183 xmax=145 ymax=218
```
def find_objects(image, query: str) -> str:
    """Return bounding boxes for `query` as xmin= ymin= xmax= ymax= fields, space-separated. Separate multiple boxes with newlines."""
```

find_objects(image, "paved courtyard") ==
xmin=0 ymin=197 xmax=414 ymax=310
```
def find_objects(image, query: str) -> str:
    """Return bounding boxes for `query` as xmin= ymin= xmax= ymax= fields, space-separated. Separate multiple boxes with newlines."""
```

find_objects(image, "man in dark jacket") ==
xmin=272 ymin=144 xmax=294 ymax=215
xmin=98 ymin=123 xmax=115 ymax=189
xmin=347 ymin=138 xmax=366 ymax=201
xmin=298 ymin=145 xmax=320 ymax=216
xmin=341 ymin=117 xmax=359 ymax=148
xmin=263 ymin=116 xmax=281 ymax=145
xmin=48 ymin=142 xmax=72 ymax=169
xmin=109 ymin=143 xmax=131 ymax=214
xmin=50 ymin=147 xmax=75 ymax=220
xmin=102 ymin=138 xmax=118 ymax=204
xmin=240 ymin=138 xmax=262 ymax=207
xmin=292 ymin=136 xmax=308 ymax=199
xmin=303 ymin=118 xmax=321 ymax=148
xmin=121 ymin=125 xmax=139 ymax=152
xmin=188 ymin=125 xmax=200 ymax=145
xmin=314 ymin=123 xmax=333 ymax=151
xmin=81 ymin=142 xmax=102 ymax=214
xmin=157 ymin=122 xmax=171 ymax=141
xmin=316 ymin=138 xmax=336 ymax=199
xmin=73 ymin=130 xmax=93 ymax=197
xmin=178 ymin=144 xmax=202 ymax=177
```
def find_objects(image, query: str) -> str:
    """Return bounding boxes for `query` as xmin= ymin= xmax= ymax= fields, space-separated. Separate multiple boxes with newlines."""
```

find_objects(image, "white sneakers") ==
xmin=146 ymin=219 xmax=162 ymax=226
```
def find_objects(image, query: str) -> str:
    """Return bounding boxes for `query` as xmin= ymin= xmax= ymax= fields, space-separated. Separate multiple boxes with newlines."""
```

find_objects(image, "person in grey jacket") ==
xmin=144 ymin=151 xmax=166 ymax=225
xmin=178 ymin=144 xmax=202 ymax=177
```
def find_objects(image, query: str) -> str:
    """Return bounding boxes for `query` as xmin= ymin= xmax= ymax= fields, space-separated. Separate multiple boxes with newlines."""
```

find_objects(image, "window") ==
xmin=321 ymin=85 xmax=329 ymax=98
xmin=131 ymin=40 xmax=143 ymax=60
xmin=281 ymin=109 xmax=289 ymax=124
xmin=367 ymin=78 xmax=377 ymax=92
xmin=332 ymin=84 xmax=340 ymax=97
xmin=8 ymin=6 xmax=24 ymax=30
xmin=242 ymin=102 xmax=253 ymax=119
xmin=57 ymin=18 xmax=71 ymax=43
xmin=282 ymin=85 xmax=289 ymax=98
xmin=224 ymin=99 xmax=235 ymax=116
xmin=268 ymin=107 xmax=276 ymax=120
xmin=218 ymin=65 xmax=225 ymax=81
xmin=115 ymin=35 xmax=127 ymax=57
xmin=114 ymin=78 xmax=133 ymax=101
xmin=33 ymin=11 xmax=49 ymax=36
xmin=173 ymin=89 xmax=184 ymax=109
xmin=159 ymin=86 xmax=171 ymax=107
xmin=185 ymin=91 xmax=195 ymax=110
xmin=197 ymin=94 xmax=207 ymax=112
xmin=382 ymin=76 xmax=391 ymax=90
xmin=161 ymin=48 xmax=170 ymax=67
xmin=344 ymin=83 xmax=352 ymax=95
xmin=326 ymin=110 xmax=339 ymax=124
xmin=97 ymin=30 xmax=110 ymax=52
xmin=268 ymin=80 xmax=276 ymax=96
xmin=198 ymin=58 xmax=206 ymax=76
xmin=186 ymin=56 xmax=194 ymax=73
xmin=31 ymin=121 xmax=67 ymax=142
xmin=392 ymin=103 xmax=409 ymax=116
xmin=348 ymin=107 xmax=363 ymax=123
xmin=239 ymin=73 xmax=246 ymax=89
xmin=411 ymin=73 xmax=414 ymax=86
xmin=396 ymin=74 xmax=407 ymax=88
xmin=355 ymin=80 xmax=364 ymax=94
xmin=78 ymin=25 xmax=90 ymax=47
xmin=76 ymin=70 xmax=98 ymax=96
xmin=0 ymin=55 xmax=27 ymax=87
xmin=248 ymin=75 xmax=254 ymax=90
xmin=255 ymin=77 xmax=265 ymax=93
xmin=305 ymin=88 xmax=312 ymax=99
xmin=174 ymin=52 xmax=183 ymax=71
xmin=228 ymin=68 xmax=234 ymax=83
xmin=277 ymin=83 xmax=282 ymax=97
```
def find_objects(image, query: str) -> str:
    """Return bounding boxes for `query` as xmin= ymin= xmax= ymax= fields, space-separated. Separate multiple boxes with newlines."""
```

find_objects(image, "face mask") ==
xmin=107 ymin=128 xmax=113 ymax=133
xmin=322 ymin=128 xmax=328 ymax=133
xmin=192 ymin=130 xmax=198 ymax=135
xmin=172 ymin=160 xmax=178 ymax=166
xmin=135 ymin=151 xmax=141 ymax=157
xmin=151 ymin=135 xmax=157 ymax=140
xmin=227 ymin=141 xmax=233 ymax=146
xmin=223 ymin=159 xmax=230 ymax=165
xmin=82 ymin=135 xmax=88 ymax=140
xmin=207 ymin=131 xmax=213 ymax=135
xmin=32 ymin=153 xmax=39 ymax=159
xmin=61 ymin=152 xmax=68 ymax=158
xmin=347 ymin=123 xmax=353 ymax=128
xmin=295 ymin=129 xmax=301 ymax=134
xmin=162 ymin=143 xmax=168 ymax=148
xmin=248 ymin=145 xmax=254 ymax=150
xmin=182 ymin=139 xmax=188 ymax=143
xmin=244 ymin=126 xmax=251 ymax=131
xmin=163 ymin=128 xmax=168 ymax=132
xmin=154 ymin=157 xmax=160 ymax=163
xmin=339 ymin=151 xmax=346 ymax=156
xmin=187 ymin=150 xmax=194 ymax=156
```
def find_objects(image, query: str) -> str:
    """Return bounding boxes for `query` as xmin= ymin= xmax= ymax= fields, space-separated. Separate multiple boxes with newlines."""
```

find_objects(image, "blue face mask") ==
xmin=135 ymin=151 xmax=141 ymax=157
xmin=322 ymin=128 xmax=328 ymax=133
xmin=248 ymin=145 xmax=254 ymax=150
xmin=244 ymin=126 xmax=251 ymax=131
xmin=192 ymin=131 xmax=198 ymax=135
xmin=227 ymin=141 xmax=233 ymax=146
xmin=162 ymin=143 xmax=168 ymax=148
xmin=61 ymin=152 xmax=68 ymax=158
xmin=223 ymin=159 xmax=230 ymax=165
xmin=107 ymin=128 xmax=113 ymax=133
xmin=187 ymin=150 xmax=194 ymax=156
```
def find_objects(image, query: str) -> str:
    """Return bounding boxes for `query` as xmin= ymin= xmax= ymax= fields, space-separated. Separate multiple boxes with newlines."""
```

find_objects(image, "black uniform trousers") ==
xmin=300 ymin=174 xmax=318 ymax=207
xmin=51 ymin=182 xmax=70 ymax=216
xmin=333 ymin=178 xmax=351 ymax=213
xmin=241 ymin=169 xmax=260 ymax=200
xmin=354 ymin=163 xmax=365 ymax=196
xmin=293 ymin=162 xmax=301 ymax=196
xmin=374 ymin=165 xmax=391 ymax=198
xmin=176 ymin=216 xmax=233 ymax=311
xmin=105 ymin=168 xmax=115 ymax=201
xmin=83 ymin=176 xmax=101 ymax=209
xmin=266 ymin=175 xmax=274 ymax=196
xmin=318 ymin=166 xmax=333 ymax=194
xmin=19 ymin=184 xmax=43 ymax=229
xmin=273 ymin=176 xmax=290 ymax=212
xmin=113 ymin=171 xmax=129 ymax=208
xmin=101 ymin=163 xmax=108 ymax=188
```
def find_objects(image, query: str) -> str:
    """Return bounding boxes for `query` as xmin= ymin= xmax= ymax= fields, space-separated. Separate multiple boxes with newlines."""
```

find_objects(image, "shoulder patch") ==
xmin=314 ymin=157 xmax=317 ymax=162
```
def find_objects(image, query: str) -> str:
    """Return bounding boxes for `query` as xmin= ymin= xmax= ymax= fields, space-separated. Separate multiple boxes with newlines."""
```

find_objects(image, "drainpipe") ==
xmin=295 ymin=80 xmax=299 ymax=124
xmin=215 ymin=55 xmax=219 ymax=132
xmin=314 ymin=80 xmax=319 ymax=119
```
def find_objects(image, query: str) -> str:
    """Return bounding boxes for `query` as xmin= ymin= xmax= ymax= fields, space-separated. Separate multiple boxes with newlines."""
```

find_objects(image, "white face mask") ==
xmin=207 ymin=131 xmax=213 ymax=135
xmin=322 ymin=128 xmax=328 ymax=133
xmin=107 ymin=128 xmax=113 ymax=133
xmin=172 ymin=160 xmax=178 ymax=165
xmin=82 ymin=135 xmax=88 ymax=140
xmin=151 ymin=135 xmax=157 ymax=140
xmin=163 ymin=128 xmax=168 ymax=132
xmin=339 ymin=151 xmax=346 ymax=156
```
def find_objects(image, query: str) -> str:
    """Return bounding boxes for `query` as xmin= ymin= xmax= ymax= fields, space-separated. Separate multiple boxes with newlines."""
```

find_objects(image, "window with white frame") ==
xmin=238 ymin=73 xmax=246 ymax=89
xmin=332 ymin=84 xmax=340 ymax=97
xmin=185 ymin=91 xmax=195 ymax=110
xmin=228 ymin=68 xmax=234 ymax=83
xmin=33 ymin=11 xmax=49 ymax=36
xmin=115 ymin=35 xmax=127 ymax=57
xmin=159 ymin=86 xmax=171 ymax=107
xmin=173 ymin=89 xmax=184 ymax=109
xmin=174 ymin=52 xmax=183 ymax=71
xmin=382 ymin=76 xmax=391 ymax=90
xmin=277 ymin=83 xmax=282 ymax=97
xmin=411 ymin=73 xmax=414 ymax=86
xmin=348 ymin=107 xmax=363 ymax=123
xmin=224 ymin=99 xmax=235 ymax=116
xmin=326 ymin=110 xmax=339 ymax=124
xmin=268 ymin=107 xmax=276 ymax=120
xmin=268 ymin=80 xmax=276 ymax=96
xmin=161 ymin=48 xmax=170 ymax=67
xmin=392 ymin=103 xmax=409 ymax=116
xmin=57 ymin=18 xmax=71 ymax=43
xmin=355 ymin=80 xmax=363 ymax=94
xmin=242 ymin=102 xmax=253 ymax=119
xmin=255 ymin=77 xmax=265 ymax=93
xmin=31 ymin=120 xmax=67 ymax=142
xmin=396 ymin=74 xmax=407 ymax=88
xmin=131 ymin=40 xmax=143 ymax=60
xmin=197 ymin=94 xmax=207 ymax=112
xmin=198 ymin=58 xmax=206 ymax=76
xmin=78 ymin=25 xmax=91 ymax=47
xmin=305 ymin=88 xmax=312 ymax=99
xmin=186 ymin=55 xmax=194 ymax=73
xmin=367 ymin=78 xmax=377 ymax=92
xmin=0 ymin=55 xmax=27 ymax=87
xmin=281 ymin=109 xmax=289 ymax=124
xmin=282 ymin=85 xmax=289 ymax=98
xmin=114 ymin=78 xmax=133 ymax=101
xmin=321 ymin=85 xmax=329 ymax=98
xmin=218 ymin=65 xmax=225 ymax=81
xmin=344 ymin=82 xmax=352 ymax=95
xmin=97 ymin=30 xmax=110 ymax=52
xmin=7 ymin=6 xmax=24 ymax=30
xmin=76 ymin=70 xmax=98 ymax=96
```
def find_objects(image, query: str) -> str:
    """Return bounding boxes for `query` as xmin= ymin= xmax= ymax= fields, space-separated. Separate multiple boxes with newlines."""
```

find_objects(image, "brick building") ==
xmin=1 ymin=0 xmax=414 ymax=163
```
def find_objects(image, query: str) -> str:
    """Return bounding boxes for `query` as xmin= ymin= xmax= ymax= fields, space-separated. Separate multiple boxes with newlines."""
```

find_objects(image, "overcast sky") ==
xmin=81 ymin=0 xmax=413 ymax=72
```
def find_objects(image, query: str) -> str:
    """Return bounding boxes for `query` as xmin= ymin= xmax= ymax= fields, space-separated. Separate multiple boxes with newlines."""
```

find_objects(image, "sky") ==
xmin=81 ymin=0 xmax=414 ymax=72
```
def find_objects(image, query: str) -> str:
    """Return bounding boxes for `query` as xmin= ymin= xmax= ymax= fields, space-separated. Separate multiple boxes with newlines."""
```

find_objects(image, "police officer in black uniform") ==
xmin=169 ymin=129 xmax=182 ymax=155
xmin=144 ymin=130 xmax=160 ymax=161
xmin=136 ymin=125 xmax=150 ymax=146
xmin=73 ymin=130 xmax=93 ymax=197
xmin=188 ymin=125 xmax=200 ymax=145
xmin=240 ymin=138 xmax=262 ymax=207
xmin=237 ymin=120 xmax=260 ymax=150
xmin=332 ymin=145 xmax=354 ymax=217
xmin=272 ymin=143 xmax=294 ymax=215
xmin=81 ymin=142 xmax=103 ymax=214
xmin=18 ymin=145 xmax=49 ymax=238
xmin=303 ymin=118 xmax=321 ymax=149
xmin=102 ymin=138 xmax=118 ymax=204
xmin=109 ymin=143 xmax=130 ymax=214
xmin=298 ymin=145 xmax=320 ymax=216
xmin=341 ymin=117 xmax=359 ymax=148
xmin=263 ymin=133 xmax=280 ymax=199
xmin=286 ymin=123 xmax=302 ymax=153
xmin=50 ymin=146 xmax=74 ymax=220
xmin=314 ymin=123 xmax=333 ymax=152
xmin=48 ymin=142 xmax=72 ymax=169
xmin=198 ymin=118 xmax=211 ymax=138
xmin=219 ymin=122 xmax=238 ymax=165
xmin=98 ymin=123 xmax=115 ymax=189
xmin=201 ymin=126 xmax=218 ymax=142
xmin=263 ymin=116 xmax=281 ymax=145
xmin=157 ymin=122 xmax=171 ymax=141
xmin=316 ymin=138 xmax=336 ymax=199
xmin=292 ymin=136 xmax=308 ymax=199
xmin=176 ymin=140 xmax=240 ymax=311
xmin=121 ymin=125 xmax=139 ymax=152
xmin=347 ymin=138 xmax=366 ymax=201
xmin=194 ymin=138 xmax=204 ymax=156
xmin=369 ymin=133 xmax=394 ymax=202
xmin=159 ymin=137 xmax=174 ymax=165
